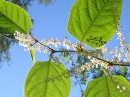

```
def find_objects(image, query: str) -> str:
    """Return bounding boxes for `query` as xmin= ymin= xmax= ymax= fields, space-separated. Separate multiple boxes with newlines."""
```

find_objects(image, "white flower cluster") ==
xmin=14 ymin=31 xmax=50 ymax=52
xmin=14 ymin=31 xmax=102 ymax=57
xmin=14 ymin=31 xmax=35 ymax=51
xmin=71 ymin=56 xmax=109 ymax=73
xmin=14 ymin=27 xmax=130 ymax=72
xmin=116 ymin=84 xmax=126 ymax=92
xmin=39 ymin=38 xmax=102 ymax=58
xmin=40 ymin=37 xmax=76 ymax=49
xmin=14 ymin=31 xmax=79 ymax=52
xmin=107 ymin=29 xmax=130 ymax=64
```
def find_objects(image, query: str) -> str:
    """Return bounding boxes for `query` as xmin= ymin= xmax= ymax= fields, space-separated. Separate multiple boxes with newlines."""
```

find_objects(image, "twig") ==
xmin=74 ymin=74 xmax=84 ymax=97
xmin=54 ymin=50 xmax=75 ymax=53
xmin=29 ymin=34 xmax=130 ymax=67
xmin=29 ymin=33 xmax=55 ymax=52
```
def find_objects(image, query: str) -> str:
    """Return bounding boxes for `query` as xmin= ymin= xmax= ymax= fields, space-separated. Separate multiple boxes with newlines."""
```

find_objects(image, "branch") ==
xmin=54 ymin=50 xmax=75 ymax=53
xmin=28 ymin=34 xmax=130 ymax=67
xmin=74 ymin=74 xmax=84 ymax=97
xmin=29 ymin=33 xmax=55 ymax=52
xmin=92 ymin=56 xmax=130 ymax=66
xmin=109 ymin=61 xmax=130 ymax=66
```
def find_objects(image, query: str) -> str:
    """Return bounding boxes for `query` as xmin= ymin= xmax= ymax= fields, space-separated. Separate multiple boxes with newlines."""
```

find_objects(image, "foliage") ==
xmin=0 ymin=0 xmax=32 ymax=64
xmin=7 ymin=0 xmax=33 ymax=10
xmin=0 ymin=34 xmax=15 ymax=66
xmin=1 ymin=0 xmax=130 ymax=97
xmin=0 ymin=0 xmax=32 ymax=65
xmin=24 ymin=61 xmax=70 ymax=97
xmin=8 ymin=0 xmax=55 ymax=8
xmin=0 ymin=0 xmax=32 ymax=38
xmin=67 ymin=0 xmax=122 ymax=48
xmin=84 ymin=76 xmax=130 ymax=97
xmin=0 ymin=0 xmax=54 ymax=64
xmin=38 ymin=0 xmax=55 ymax=6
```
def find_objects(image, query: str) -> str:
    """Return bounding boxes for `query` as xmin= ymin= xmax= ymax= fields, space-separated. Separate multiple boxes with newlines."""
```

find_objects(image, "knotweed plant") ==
xmin=14 ymin=26 xmax=130 ymax=68
xmin=1 ymin=0 xmax=130 ymax=97
xmin=14 ymin=25 xmax=130 ymax=94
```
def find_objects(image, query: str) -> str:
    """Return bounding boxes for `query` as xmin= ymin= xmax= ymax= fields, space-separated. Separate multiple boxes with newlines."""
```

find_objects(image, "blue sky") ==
xmin=0 ymin=0 xmax=130 ymax=97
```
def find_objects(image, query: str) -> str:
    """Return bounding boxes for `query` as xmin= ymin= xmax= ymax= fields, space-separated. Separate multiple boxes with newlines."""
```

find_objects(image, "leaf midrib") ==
xmin=45 ymin=61 xmax=51 ymax=96
xmin=106 ymin=76 xmax=111 ymax=97
xmin=80 ymin=0 xmax=110 ymax=42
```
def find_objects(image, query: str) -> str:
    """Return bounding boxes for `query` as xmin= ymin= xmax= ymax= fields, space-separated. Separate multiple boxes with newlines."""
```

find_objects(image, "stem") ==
xmin=106 ymin=68 xmax=115 ymax=83
xmin=54 ymin=50 xmax=75 ymax=53
xmin=122 ymin=44 xmax=130 ymax=60
xmin=29 ymin=34 xmax=130 ymax=67
xmin=110 ymin=63 xmax=130 ymax=66
xmin=37 ymin=41 xmax=55 ymax=52
xmin=91 ymin=56 xmax=130 ymax=66
xmin=74 ymin=74 xmax=84 ymax=97
xmin=29 ymin=33 xmax=55 ymax=52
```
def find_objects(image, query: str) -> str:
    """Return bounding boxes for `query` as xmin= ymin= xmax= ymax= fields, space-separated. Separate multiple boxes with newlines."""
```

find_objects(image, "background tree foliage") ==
xmin=0 ymin=35 xmax=15 ymax=66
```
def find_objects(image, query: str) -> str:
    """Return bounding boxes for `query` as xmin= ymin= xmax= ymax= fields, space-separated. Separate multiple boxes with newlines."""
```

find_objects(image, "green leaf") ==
xmin=0 ymin=0 xmax=32 ymax=38
xmin=84 ymin=76 xmax=130 ymax=97
xmin=67 ymin=0 xmax=122 ymax=48
xmin=29 ymin=48 xmax=35 ymax=64
xmin=24 ymin=61 xmax=70 ymax=97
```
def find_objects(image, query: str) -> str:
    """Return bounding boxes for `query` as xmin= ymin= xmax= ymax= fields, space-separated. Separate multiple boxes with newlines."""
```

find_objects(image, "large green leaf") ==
xmin=67 ymin=0 xmax=122 ymax=48
xmin=84 ymin=76 xmax=130 ymax=97
xmin=0 ymin=0 xmax=32 ymax=38
xmin=24 ymin=61 xmax=70 ymax=97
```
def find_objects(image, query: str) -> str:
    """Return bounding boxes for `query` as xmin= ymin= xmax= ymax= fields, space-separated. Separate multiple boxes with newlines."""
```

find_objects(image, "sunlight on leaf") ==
xmin=67 ymin=0 xmax=122 ymax=48
xmin=24 ymin=61 xmax=70 ymax=97
xmin=84 ymin=76 xmax=130 ymax=97
xmin=0 ymin=0 xmax=32 ymax=38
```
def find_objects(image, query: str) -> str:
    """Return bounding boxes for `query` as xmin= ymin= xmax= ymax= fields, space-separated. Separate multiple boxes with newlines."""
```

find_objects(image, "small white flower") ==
xmin=122 ymin=86 xmax=126 ymax=90
xmin=116 ymin=85 xmax=120 ymax=89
